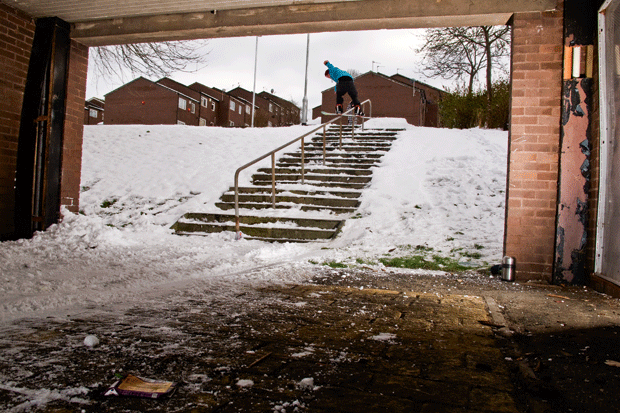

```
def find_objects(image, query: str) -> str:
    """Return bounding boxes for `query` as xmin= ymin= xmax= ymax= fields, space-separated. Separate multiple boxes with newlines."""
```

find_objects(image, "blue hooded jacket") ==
xmin=325 ymin=62 xmax=353 ymax=91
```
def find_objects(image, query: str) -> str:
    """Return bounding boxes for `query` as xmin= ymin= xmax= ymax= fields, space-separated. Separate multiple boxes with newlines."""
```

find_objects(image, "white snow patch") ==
xmin=0 ymin=120 xmax=508 ymax=324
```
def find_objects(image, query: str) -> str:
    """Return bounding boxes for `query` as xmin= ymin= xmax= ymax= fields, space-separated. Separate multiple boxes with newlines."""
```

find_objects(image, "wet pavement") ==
xmin=1 ymin=266 xmax=620 ymax=412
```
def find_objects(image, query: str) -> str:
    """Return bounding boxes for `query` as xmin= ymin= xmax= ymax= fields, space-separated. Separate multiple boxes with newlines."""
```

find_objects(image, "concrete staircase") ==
xmin=171 ymin=125 xmax=401 ymax=242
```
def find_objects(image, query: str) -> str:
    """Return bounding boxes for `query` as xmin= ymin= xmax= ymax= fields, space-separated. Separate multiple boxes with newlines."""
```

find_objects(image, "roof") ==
xmin=320 ymin=71 xmax=446 ymax=95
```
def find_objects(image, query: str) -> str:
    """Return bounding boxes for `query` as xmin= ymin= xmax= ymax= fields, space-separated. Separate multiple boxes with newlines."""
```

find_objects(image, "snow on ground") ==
xmin=0 ymin=119 xmax=508 ymax=323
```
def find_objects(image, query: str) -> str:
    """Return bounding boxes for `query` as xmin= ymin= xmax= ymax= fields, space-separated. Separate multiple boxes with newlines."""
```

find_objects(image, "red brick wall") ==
xmin=84 ymin=107 xmax=104 ymax=125
xmin=505 ymin=7 xmax=564 ymax=281
xmin=105 ymin=78 xmax=178 ymax=124
xmin=320 ymin=73 xmax=442 ymax=126
xmin=0 ymin=4 xmax=34 ymax=239
xmin=61 ymin=40 xmax=88 ymax=213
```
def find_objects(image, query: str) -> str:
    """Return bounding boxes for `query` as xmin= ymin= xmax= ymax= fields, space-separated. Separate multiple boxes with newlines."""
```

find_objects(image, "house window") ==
xmin=230 ymin=101 xmax=235 ymax=111
xmin=201 ymin=97 xmax=208 ymax=107
xmin=238 ymin=105 xmax=242 ymax=114
xmin=269 ymin=103 xmax=273 ymax=112
xmin=178 ymin=98 xmax=186 ymax=110
xmin=89 ymin=109 xmax=98 ymax=118
xmin=199 ymin=118 xmax=207 ymax=126
xmin=177 ymin=120 xmax=186 ymax=125
xmin=229 ymin=120 xmax=235 ymax=126
xmin=190 ymin=102 xmax=196 ymax=114
xmin=246 ymin=105 xmax=251 ymax=114
xmin=211 ymin=101 xmax=216 ymax=111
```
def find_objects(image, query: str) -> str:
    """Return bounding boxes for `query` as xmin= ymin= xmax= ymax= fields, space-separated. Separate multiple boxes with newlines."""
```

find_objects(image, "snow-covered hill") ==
xmin=0 ymin=119 xmax=508 ymax=322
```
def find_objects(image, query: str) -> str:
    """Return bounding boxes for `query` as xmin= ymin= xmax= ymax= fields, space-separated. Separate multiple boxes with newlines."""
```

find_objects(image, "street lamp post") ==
xmin=252 ymin=36 xmax=259 ymax=127
xmin=301 ymin=34 xmax=310 ymax=125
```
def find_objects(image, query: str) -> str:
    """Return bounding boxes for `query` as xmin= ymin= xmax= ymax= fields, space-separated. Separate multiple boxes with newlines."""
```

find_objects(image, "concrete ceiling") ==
xmin=4 ymin=0 xmax=559 ymax=46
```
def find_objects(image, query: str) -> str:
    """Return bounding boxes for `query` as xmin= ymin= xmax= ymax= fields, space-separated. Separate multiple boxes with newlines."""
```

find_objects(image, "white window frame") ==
xmin=89 ymin=109 xmax=98 ymax=118
xmin=596 ymin=0 xmax=620 ymax=281
xmin=178 ymin=97 xmax=186 ymax=110
xmin=230 ymin=101 xmax=235 ymax=111
xmin=211 ymin=101 xmax=216 ymax=111
xmin=201 ymin=97 xmax=208 ymax=107
xmin=190 ymin=102 xmax=196 ymax=114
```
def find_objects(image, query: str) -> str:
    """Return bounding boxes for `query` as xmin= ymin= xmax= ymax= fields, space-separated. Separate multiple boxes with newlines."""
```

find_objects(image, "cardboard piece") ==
xmin=104 ymin=374 xmax=177 ymax=399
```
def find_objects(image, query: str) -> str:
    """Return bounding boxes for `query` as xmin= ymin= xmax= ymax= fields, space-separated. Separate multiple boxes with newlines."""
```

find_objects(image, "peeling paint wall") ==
xmin=555 ymin=77 xmax=592 ymax=284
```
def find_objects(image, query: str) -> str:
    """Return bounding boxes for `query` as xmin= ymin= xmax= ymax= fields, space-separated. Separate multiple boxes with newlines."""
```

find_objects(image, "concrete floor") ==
xmin=1 ymin=266 xmax=619 ymax=412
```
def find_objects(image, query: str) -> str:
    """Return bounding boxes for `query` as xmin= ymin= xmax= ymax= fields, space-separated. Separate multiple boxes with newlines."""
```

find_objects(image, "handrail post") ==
xmin=231 ymin=99 xmax=371 ymax=240
xmin=271 ymin=153 xmax=276 ymax=207
xmin=234 ymin=171 xmax=241 ymax=236
xmin=301 ymin=137 xmax=305 ymax=184
xmin=322 ymin=125 xmax=326 ymax=166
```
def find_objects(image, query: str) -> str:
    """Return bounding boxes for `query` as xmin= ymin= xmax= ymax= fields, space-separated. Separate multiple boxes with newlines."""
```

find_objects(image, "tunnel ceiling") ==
xmin=5 ymin=0 xmax=559 ymax=45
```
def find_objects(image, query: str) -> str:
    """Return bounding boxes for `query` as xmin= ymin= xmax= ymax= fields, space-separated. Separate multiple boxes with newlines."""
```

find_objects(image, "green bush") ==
xmin=439 ymin=80 xmax=510 ymax=130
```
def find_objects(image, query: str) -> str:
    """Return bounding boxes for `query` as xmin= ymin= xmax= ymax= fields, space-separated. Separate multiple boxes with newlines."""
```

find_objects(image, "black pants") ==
xmin=336 ymin=77 xmax=360 ymax=107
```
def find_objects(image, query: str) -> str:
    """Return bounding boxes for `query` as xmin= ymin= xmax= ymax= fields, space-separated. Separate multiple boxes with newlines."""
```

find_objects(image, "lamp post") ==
xmin=301 ymin=34 xmax=310 ymax=125
xmin=252 ymin=36 xmax=259 ymax=127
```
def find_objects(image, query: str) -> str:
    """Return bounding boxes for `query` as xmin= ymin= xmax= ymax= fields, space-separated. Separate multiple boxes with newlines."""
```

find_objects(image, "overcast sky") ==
xmin=86 ymin=28 xmax=455 ymax=120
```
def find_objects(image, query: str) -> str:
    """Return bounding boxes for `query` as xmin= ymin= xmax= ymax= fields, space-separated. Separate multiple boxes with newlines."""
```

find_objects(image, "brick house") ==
xmin=188 ymin=83 xmax=251 ymax=127
xmin=227 ymin=87 xmax=270 ymax=127
xmin=258 ymin=91 xmax=301 ymax=126
xmin=315 ymin=72 xmax=444 ymax=126
xmin=104 ymin=77 xmax=200 ymax=125
xmin=84 ymin=97 xmax=104 ymax=125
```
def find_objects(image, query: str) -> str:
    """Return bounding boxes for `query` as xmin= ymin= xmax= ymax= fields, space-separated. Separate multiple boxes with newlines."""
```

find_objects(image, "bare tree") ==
xmin=90 ymin=40 xmax=210 ymax=82
xmin=347 ymin=69 xmax=362 ymax=78
xmin=417 ymin=26 xmax=510 ymax=126
xmin=470 ymin=26 xmax=511 ymax=101
xmin=416 ymin=26 xmax=510 ymax=94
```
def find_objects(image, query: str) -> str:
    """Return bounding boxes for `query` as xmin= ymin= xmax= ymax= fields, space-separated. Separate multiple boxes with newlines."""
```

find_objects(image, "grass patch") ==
xmin=355 ymin=258 xmax=377 ymax=266
xmin=379 ymin=254 xmax=471 ymax=272
xmin=461 ymin=251 xmax=483 ymax=259
xmin=100 ymin=198 xmax=118 ymax=208
xmin=323 ymin=261 xmax=348 ymax=269
xmin=396 ymin=244 xmax=434 ymax=253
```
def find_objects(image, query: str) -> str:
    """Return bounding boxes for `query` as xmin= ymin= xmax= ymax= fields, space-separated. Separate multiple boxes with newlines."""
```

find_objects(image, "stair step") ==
xmin=252 ymin=180 xmax=368 ymax=189
xmin=276 ymin=161 xmax=374 ymax=170
xmin=215 ymin=202 xmax=358 ymax=214
xmin=255 ymin=167 xmax=372 ymax=176
xmin=174 ymin=222 xmax=343 ymax=242
xmin=171 ymin=127 xmax=401 ymax=242
xmin=219 ymin=193 xmax=361 ymax=208
xmin=174 ymin=212 xmax=344 ymax=229
xmin=229 ymin=187 xmax=362 ymax=199
xmin=251 ymin=173 xmax=372 ymax=184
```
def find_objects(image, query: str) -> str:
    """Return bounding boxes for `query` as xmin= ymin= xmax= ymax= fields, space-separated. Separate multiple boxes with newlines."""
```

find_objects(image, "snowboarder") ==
xmin=324 ymin=60 xmax=364 ymax=116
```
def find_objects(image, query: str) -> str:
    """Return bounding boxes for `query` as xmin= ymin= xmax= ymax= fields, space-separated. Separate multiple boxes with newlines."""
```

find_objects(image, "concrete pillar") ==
xmin=505 ymin=5 xmax=564 ymax=281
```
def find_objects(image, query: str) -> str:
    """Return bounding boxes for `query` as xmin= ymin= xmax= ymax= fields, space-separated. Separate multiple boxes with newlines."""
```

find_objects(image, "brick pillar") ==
xmin=61 ymin=40 xmax=88 ymax=213
xmin=505 ymin=7 xmax=564 ymax=282
xmin=0 ymin=4 xmax=34 ymax=240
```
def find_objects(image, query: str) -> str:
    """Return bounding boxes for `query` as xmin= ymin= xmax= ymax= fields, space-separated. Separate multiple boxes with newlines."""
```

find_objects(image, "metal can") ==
xmin=502 ymin=256 xmax=516 ymax=281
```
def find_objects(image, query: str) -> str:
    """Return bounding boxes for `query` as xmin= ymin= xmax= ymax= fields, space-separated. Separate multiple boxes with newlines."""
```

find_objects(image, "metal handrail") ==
xmin=233 ymin=99 xmax=372 ymax=236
